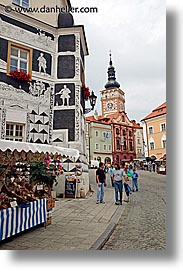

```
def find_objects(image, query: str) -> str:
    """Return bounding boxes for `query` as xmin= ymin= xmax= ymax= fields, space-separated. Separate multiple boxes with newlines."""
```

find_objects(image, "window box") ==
xmin=10 ymin=69 xmax=31 ymax=82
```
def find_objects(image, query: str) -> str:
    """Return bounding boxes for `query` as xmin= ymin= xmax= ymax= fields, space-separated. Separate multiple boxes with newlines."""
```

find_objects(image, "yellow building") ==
xmin=141 ymin=102 xmax=166 ymax=159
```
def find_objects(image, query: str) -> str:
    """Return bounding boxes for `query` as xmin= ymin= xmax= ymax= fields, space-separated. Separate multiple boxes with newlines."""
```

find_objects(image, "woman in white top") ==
xmin=112 ymin=163 xmax=123 ymax=205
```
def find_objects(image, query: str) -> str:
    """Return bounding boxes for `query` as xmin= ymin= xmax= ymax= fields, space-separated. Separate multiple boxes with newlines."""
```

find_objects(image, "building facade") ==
xmin=101 ymin=54 xmax=136 ymax=164
xmin=141 ymin=102 xmax=166 ymax=159
xmin=1 ymin=0 xmax=71 ymax=27
xmin=0 ymin=0 xmax=90 ymax=194
xmin=0 ymin=1 xmax=89 ymax=154
xmin=86 ymin=54 xmax=139 ymax=165
xmin=86 ymin=111 xmax=112 ymax=164
xmin=132 ymin=120 xmax=144 ymax=159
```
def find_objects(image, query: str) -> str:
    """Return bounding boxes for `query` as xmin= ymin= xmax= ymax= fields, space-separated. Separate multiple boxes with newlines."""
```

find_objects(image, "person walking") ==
xmin=96 ymin=162 xmax=106 ymax=204
xmin=148 ymin=162 xmax=152 ymax=172
xmin=123 ymin=169 xmax=130 ymax=202
xmin=112 ymin=163 xmax=123 ymax=205
xmin=152 ymin=162 xmax=156 ymax=172
xmin=132 ymin=168 xmax=139 ymax=192
xmin=109 ymin=164 xmax=115 ymax=187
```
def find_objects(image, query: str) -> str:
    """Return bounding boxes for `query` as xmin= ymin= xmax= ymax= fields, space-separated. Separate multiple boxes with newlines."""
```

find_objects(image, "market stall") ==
xmin=0 ymin=139 xmax=79 ymax=241
xmin=155 ymin=154 xmax=166 ymax=175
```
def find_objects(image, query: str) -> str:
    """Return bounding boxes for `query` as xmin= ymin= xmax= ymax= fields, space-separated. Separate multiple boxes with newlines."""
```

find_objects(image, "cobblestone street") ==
xmin=102 ymin=170 xmax=166 ymax=250
xmin=0 ymin=170 xmax=166 ymax=250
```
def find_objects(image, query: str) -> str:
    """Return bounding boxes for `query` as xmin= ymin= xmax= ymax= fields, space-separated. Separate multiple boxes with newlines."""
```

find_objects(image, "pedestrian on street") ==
xmin=109 ymin=164 xmax=115 ymax=187
xmin=112 ymin=163 xmax=123 ymax=205
xmin=152 ymin=162 xmax=156 ymax=172
xmin=132 ymin=169 xmax=139 ymax=192
xmin=129 ymin=162 xmax=133 ymax=170
xmin=96 ymin=162 xmax=106 ymax=204
xmin=123 ymin=170 xmax=130 ymax=202
xmin=148 ymin=162 xmax=152 ymax=172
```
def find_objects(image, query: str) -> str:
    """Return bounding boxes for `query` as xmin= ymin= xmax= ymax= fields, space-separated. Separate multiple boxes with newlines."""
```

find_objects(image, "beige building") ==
xmin=1 ymin=0 xmax=71 ymax=27
xmin=141 ymin=102 xmax=166 ymax=159
xmin=132 ymin=121 xmax=144 ymax=159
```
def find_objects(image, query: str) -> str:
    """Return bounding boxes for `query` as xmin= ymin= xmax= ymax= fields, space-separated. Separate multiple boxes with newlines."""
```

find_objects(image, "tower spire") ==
xmin=109 ymin=50 xmax=112 ymax=66
xmin=104 ymin=51 xmax=120 ymax=90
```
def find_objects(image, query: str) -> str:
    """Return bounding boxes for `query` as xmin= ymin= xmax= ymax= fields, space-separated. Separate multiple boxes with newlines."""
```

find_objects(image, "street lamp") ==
xmin=85 ymin=91 xmax=97 ymax=114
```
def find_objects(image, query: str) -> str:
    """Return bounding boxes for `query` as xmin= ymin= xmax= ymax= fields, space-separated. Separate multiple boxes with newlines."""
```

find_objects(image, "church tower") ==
xmin=101 ymin=53 xmax=126 ymax=116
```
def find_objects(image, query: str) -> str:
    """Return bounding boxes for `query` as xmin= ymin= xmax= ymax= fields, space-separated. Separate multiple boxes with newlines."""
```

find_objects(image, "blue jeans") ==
xmin=113 ymin=181 xmax=123 ymax=203
xmin=124 ymin=183 xmax=130 ymax=197
xmin=96 ymin=182 xmax=105 ymax=202
xmin=132 ymin=180 xmax=138 ymax=191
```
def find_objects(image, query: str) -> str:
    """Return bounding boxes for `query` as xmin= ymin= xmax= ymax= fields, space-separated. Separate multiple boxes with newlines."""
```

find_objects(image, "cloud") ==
xmin=71 ymin=0 xmax=166 ymax=122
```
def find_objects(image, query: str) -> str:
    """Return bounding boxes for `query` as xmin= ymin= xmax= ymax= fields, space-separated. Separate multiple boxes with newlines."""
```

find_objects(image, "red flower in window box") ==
xmin=10 ymin=69 xmax=31 ymax=82
xmin=82 ymin=85 xmax=90 ymax=101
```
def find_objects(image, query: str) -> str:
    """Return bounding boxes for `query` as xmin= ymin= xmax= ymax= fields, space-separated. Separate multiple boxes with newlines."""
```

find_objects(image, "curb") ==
xmin=89 ymin=203 xmax=127 ymax=250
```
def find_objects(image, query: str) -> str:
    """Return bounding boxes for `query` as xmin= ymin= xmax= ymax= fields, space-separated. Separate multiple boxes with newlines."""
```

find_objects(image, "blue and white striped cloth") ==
xmin=0 ymin=198 xmax=47 ymax=241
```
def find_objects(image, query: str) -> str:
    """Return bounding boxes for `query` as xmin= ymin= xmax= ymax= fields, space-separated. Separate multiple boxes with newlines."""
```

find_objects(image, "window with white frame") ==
xmin=149 ymin=126 xmax=153 ymax=134
xmin=104 ymin=144 xmax=107 ymax=150
xmin=95 ymin=143 xmax=99 ymax=150
xmin=161 ymin=123 xmax=166 ymax=132
xmin=95 ymin=131 xmax=99 ymax=137
xmin=137 ymin=149 xmax=142 ymax=154
xmin=161 ymin=135 xmax=166 ymax=148
xmin=10 ymin=46 xmax=29 ymax=73
xmin=162 ymin=140 xmax=166 ymax=148
xmin=150 ymin=142 xmax=155 ymax=150
xmin=137 ymin=138 xmax=141 ymax=144
xmin=109 ymin=144 xmax=112 ymax=151
xmin=6 ymin=123 xmax=24 ymax=141
xmin=13 ymin=0 xmax=29 ymax=8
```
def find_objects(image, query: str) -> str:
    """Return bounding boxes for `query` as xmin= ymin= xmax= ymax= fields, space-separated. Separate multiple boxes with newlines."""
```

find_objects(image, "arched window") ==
xmin=116 ymin=128 xmax=120 ymax=135
xmin=129 ymin=141 xmax=133 ymax=151
xmin=97 ymin=156 xmax=101 ymax=162
xmin=95 ymin=131 xmax=99 ymax=137
xmin=116 ymin=140 xmax=120 ymax=150
xmin=123 ymin=141 xmax=127 ymax=150
xmin=116 ymin=155 xmax=119 ymax=164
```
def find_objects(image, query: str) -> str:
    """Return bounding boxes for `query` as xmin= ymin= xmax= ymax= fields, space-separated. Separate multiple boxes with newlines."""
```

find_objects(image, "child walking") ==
xmin=132 ymin=169 xmax=139 ymax=192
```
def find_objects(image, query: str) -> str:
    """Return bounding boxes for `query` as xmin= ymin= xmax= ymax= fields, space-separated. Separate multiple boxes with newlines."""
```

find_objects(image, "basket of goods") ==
xmin=0 ymin=192 xmax=10 ymax=210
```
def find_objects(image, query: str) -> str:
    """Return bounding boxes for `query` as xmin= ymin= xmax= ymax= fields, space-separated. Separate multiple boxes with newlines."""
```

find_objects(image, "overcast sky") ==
xmin=71 ymin=0 xmax=166 ymax=123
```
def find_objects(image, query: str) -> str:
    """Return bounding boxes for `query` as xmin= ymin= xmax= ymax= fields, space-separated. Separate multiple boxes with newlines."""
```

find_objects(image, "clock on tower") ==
xmin=106 ymin=101 xmax=115 ymax=111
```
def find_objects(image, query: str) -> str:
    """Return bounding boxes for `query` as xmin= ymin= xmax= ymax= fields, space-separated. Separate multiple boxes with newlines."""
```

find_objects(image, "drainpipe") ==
xmin=145 ymin=121 xmax=149 ymax=157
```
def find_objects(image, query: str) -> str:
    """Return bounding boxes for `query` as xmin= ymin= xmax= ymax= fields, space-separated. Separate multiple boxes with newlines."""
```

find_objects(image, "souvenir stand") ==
xmin=156 ymin=154 xmax=166 ymax=175
xmin=0 ymin=140 xmax=79 ymax=241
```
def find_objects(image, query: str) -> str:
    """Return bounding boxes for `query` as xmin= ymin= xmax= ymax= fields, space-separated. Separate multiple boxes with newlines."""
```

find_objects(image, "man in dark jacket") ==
xmin=96 ymin=162 xmax=106 ymax=204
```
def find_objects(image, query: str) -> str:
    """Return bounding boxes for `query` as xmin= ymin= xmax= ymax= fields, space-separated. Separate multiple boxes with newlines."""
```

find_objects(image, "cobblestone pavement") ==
xmin=0 ymin=170 xmax=166 ymax=250
xmin=0 ymin=171 xmax=122 ymax=250
xmin=102 ymin=170 xmax=166 ymax=250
